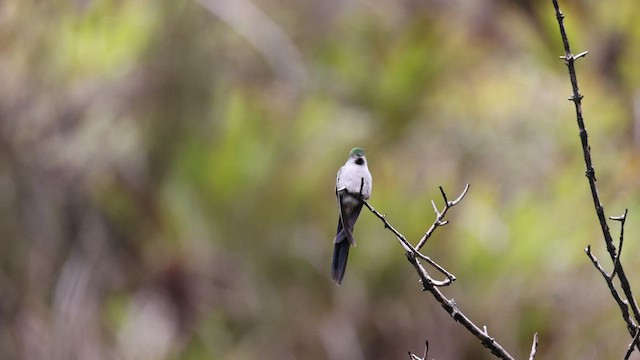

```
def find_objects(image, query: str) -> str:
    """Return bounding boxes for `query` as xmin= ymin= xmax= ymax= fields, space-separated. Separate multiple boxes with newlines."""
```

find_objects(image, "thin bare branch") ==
xmin=528 ymin=333 xmax=539 ymax=360
xmin=624 ymin=328 xmax=640 ymax=360
xmin=585 ymin=246 xmax=637 ymax=337
xmin=439 ymin=186 xmax=449 ymax=205
xmin=575 ymin=50 xmax=589 ymax=59
xmin=405 ymin=252 xmax=515 ymax=360
xmin=408 ymin=340 xmax=429 ymax=360
xmin=416 ymin=184 xmax=470 ymax=251
xmin=450 ymin=184 xmax=471 ymax=205
xmin=610 ymin=209 xmax=628 ymax=279
xmin=559 ymin=50 xmax=589 ymax=60
xmin=362 ymin=184 xmax=516 ymax=359
xmin=361 ymin=199 xmax=456 ymax=284
xmin=552 ymin=0 xmax=640 ymax=343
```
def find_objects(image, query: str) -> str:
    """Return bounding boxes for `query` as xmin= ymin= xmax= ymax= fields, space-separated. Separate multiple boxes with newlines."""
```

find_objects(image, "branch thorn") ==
xmin=575 ymin=50 xmax=589 ymax=59
xmin=610 ymin=209 xmax=628 ymax=222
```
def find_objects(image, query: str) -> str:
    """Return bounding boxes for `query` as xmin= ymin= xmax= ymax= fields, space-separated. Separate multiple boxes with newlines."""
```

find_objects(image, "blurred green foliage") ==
xmin=2 ymin=0 xmax=640 ymax=359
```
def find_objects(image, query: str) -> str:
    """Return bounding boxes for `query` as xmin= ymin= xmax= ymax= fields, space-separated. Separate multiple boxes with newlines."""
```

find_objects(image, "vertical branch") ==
xmin=610 ymin=209 xmax=628 ymax=278
xmin=552 ymin=0 xmax=611 ymax=258
xmin=552 ymin=0 xmax=640 ymax=346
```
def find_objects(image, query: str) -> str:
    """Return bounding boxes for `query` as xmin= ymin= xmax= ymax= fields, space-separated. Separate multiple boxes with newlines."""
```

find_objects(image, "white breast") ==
xmin=336 ymin=162 xmax=372 ymax=199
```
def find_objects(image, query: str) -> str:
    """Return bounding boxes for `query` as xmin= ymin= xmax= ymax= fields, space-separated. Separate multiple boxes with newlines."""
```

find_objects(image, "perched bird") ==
xmin=332 ymin=147 xmax=372 ymax=285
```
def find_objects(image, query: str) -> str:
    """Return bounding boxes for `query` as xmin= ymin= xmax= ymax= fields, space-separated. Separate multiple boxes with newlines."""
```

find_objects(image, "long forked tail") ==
xmin=332 ymin=240 xmax=350 ymax=285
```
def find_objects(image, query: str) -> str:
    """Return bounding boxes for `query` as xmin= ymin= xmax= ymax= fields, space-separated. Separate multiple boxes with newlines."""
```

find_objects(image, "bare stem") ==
xmin=363 ymin=185 xmax=520 ymax=359
xmin=610 ymin=209 xmax=628 ymax=279
xmin=416 ymin=184 xmax=470 ymax=251
xmin=406 ymin=252 xmax=516 ymax=360
xmin=624 ymin=328 xmax=640 ymax=360
xmin=361 ymin=198 xmax=456 ymax=284
xmin=528 ymin=333 xmax=539 ymax=360
xmin=552 ymin=0 xmax=640 ymax=336
xmin=408 ymin=340 xmax=429 ymax=360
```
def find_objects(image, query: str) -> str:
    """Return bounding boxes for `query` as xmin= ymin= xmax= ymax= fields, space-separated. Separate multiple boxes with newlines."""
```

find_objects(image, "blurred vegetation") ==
xmin=2 ymin=0 xmax=640 ymax=359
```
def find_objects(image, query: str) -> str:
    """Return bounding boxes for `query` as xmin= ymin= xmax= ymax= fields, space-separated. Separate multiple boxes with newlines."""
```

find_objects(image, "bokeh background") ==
xmin=2 ymin=0 xmax=640 ymax=359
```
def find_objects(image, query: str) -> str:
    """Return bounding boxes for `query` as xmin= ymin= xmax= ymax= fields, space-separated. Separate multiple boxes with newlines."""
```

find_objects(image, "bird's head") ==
xmin=349 ymin=147 xmax=366 ymax=165
xmin=350 ymin=147 xmax=365 ymax=157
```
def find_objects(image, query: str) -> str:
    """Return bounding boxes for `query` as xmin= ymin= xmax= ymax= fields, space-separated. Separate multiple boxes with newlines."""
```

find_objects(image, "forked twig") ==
xmin=361 ymin=198 xmax=456 ymax=285
xmin=624 ymin=329 xmax=640 ymax=360
xmin=585 ymin=246 xmax=635 ymax=335
xmin=416 ymin=184 xmax=470 ymax=251
xmin=363 ymin=184 xmax=529 ymax=359
xmin=408 ymin=340 xmax=429 ymax=360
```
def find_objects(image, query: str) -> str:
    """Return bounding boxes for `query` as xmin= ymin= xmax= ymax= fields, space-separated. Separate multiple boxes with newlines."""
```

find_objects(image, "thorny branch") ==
xmin=552 ymin=0 xmax=640 ymax=354
xmin=363 ymin=184 xmax=531 ymax=359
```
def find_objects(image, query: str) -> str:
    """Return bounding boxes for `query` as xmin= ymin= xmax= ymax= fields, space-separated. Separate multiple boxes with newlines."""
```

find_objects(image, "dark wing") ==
xmin=335 ymin=190 xmax=362 ymax=246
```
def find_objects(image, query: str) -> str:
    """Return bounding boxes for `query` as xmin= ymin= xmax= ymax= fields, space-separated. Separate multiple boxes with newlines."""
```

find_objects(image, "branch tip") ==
xmin=611 ymin=208 xmax=629 ymax=278
xmin=439 ymin=185 xmax=449 ymax=205
xmin=451 ymin=183 xmax=471 ymax=205
xmin=528 ymin=332 xmax=539 ymax=360
xmin=431 ymin=200 xmax=439 ymax=214
xmin=408 ymin=340 xmax=429 ymax=360
xmin=575 ymin=50 xmax=589 ymax=59
xmin=610 ymin=208 xmax=628 ymax=222
xmin=416 ymin=184 xmax=470 ymax=251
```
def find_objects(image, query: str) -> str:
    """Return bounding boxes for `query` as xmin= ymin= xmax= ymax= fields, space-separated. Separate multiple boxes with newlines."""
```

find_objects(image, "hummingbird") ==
xmin=332 ymin=147 xmax=372 ymax=285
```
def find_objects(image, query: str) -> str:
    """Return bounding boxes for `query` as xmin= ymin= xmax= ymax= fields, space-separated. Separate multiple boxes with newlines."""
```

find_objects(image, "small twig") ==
xmin=363 ymin=185 xmax=515 ymax=358
xmin=408 ymin=340 xmax=429 ymax=360
xmin=361 ymin=199 xmax=456 ymax=284
xmin=610 ymin=209 xmax=628 ymax=279
xmin=406 ymin=252 xmax=515 ymax=360
xmin=559 ymin=50 xmax=589 ymax=60
xmin=585 ymin=246 xmax=637 ymax=337
xmin=528 ymin=333 xmax=539 ymax=360
xmin=624 ymin=328 xmax=640 ymax=360
xmin=416 ymin=184 xmax=470 ymax=251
